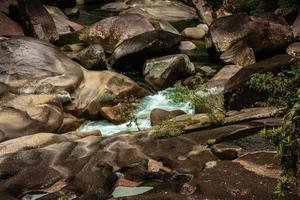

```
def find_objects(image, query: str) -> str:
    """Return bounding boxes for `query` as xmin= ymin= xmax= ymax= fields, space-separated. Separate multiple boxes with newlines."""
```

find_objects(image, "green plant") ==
xmin=116 ymin=96 xmax=141 ymax=130
xmin=149 ymin=119 xmax=183 ymax=138
xmin=247 ymin=68 xmax=299 ymax=107
xmin=166 ymin=83 xmax=224 ymax=124
xmin=260 ymin=89 xmax=300 ymax=196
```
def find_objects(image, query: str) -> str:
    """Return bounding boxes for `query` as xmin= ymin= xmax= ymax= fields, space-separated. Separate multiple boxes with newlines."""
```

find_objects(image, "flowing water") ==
xmin=78 ymin=88 xmax=195 ymax=136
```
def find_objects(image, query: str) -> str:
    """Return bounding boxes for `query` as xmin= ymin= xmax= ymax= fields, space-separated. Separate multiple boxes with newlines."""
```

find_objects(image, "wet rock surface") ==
xmin=143 ymin=54 xmax=195 ymax=89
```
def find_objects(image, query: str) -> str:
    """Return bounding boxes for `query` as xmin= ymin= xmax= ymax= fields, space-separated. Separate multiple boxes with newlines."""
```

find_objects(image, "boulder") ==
xmin=109 ymin=29 xmax=181 ymax=67
xmin=182 ymin=27 xmax=206 ymax=40
xmin=178 ymin=41 xmax=197 ymax=51
xmin=79 ymin=14 xmax=155 ymax=53
xmin=117 ymin=0 xmax=198 ymax=22
xmin=45 ymin=5 xmax=83 ymax=35
xmin=209 ymin=13 xmax=294 ymax=55
xmin=292 ymin=13 xmax=300 ymax=40
xmin=17 ymin=0 xmax=59 ymax=42
xmin=143 ymin=54 xmax=195 ymax=89
xmin=65 ymin=70 xmax=149 ymax=119
xmin=71 ymin=44 xmax=107 ymax=70
xmin=287 ymin=42 xmax=300 ymax=59
xmin=0 ymin=0 xmax=17 ymax=14
xmin=100 ymin=104 xmax=127 ymax=124
xmin=192 ymin=0 xmax=214 ymax=25
xmin=0 ymin=37 xmax=83 ymax=94
xmin=220 ymin=41 xmax=256 ymax=66
xmin=150 ymin=108 xmax=186 ymax=126
xmin=0 ymin=94 xmax=64 ymax=141
xmin=224 ymin=54 xmax=294 ymax=92
xmin=78 ymin=14 xmax=181 ymax=66
xmin=0 ymin=12 xmax=24 ymax=36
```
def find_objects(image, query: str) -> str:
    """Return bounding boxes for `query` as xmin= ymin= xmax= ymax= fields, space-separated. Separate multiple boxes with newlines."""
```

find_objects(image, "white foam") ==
xmin=78 ymin=88 xmax=194 ymax=136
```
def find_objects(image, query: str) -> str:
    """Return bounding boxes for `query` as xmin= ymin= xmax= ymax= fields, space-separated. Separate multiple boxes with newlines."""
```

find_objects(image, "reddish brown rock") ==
xmin=0 ymin=12 xmax=24 ymax=36
xmin=150 ymin=108 xmax=186 ymax=126
xmin=17 ymin=0 xmax=59 ymax=41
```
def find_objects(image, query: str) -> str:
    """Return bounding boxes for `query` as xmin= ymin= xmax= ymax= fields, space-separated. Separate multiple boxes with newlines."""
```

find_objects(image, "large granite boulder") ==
xmin=65 ymin=70 xmax=149 ymax=119
xmin=78 ymin=14 xmax=181 ymax=66
xmin=44 ymin=5 xmax=83 ymax=36
xmin=209 ymin=13 xmax=294 ymax=55
xmin=143 ymin=54 xmax=195 ymax=89
xmin=79 ymin=14 xmax=156 ymax=53
xmin=101 ymin=0 xmax=198 ymax=22
xmin=0 ymin=37 xmax=83 ymax=94
xmin=17 ymin=0 xmax=59 ymax=42
xmin=0 ymin=94 xmax=64 ymax=141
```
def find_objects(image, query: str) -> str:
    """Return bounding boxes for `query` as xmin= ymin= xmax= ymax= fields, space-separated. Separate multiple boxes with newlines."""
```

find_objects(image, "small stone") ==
xmin=182 ymin=27 xmax=206 ymax=40
xmin=180 ymin=183 xmax=197 ymax=195
xmin=286 ymin=42 xmax=300 ymax=59
xmin=196 ymin=23 xmax=209 ymax=34
xmin=178 ymin=41 xmax=197 ymax=51
xmin=63 ymin=7 xmax=79 ymax=17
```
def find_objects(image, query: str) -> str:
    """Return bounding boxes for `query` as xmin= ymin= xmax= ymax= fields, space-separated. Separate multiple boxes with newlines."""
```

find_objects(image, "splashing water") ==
xmin=78 ymin=88 xmax=194 ymax=136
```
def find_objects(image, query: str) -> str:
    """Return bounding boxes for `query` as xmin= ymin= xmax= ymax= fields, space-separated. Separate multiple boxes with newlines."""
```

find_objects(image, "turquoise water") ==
xmin=78 ymin=88 xmax=194 ymax=136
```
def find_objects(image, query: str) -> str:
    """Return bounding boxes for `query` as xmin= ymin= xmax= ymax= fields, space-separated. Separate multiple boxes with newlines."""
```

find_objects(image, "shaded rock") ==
xmin=150 ymin=108 xmax=186 ymax=126
xmin=178 ymin=41 xmax=197 ymax=51
xmin=0 ymin=94 xmax=64 ymax=141
xmin=192 ymin=0 xmax=214 ymax=25
xmin=0 ymin=0 xmax=17 ymax=14
xmin=17 ymin=0 xmax=58 ymax=42
xmin=0 ymin=12 xmax=24 ymax=36
xmin=109 ymin=29 xmax=181 ymax=67
xmin=209 ymin=13 xmax=294 ymax=54
xmin=45 ymin=5 xmax=83 ymax=35
xmin=224 ymin=54 xmax=294 ymax=92
xmin=118 ymin=0 xmax=198 ymax=22
xmin=205 ymin=65 xmax=243 ymax=90
xmin=65 ymin=70 xmax=149 ymax=119
xmin=292 ymin=13 xmax=300 ymax=40
xmin=143 ymin=54 xmax=195 ymax=89
xmin=60 ymin=43 xmax=85 ymax=52
xmin=0 ymin=37 xmax=83 ymax=94
xmin=72 ymin=44 xmax=107 ymax=70
xmin=63 ymin=7 xmax=79 ymax=17
xmin=210 ymin=13 xmax=251 ymax=53
xmin=182 ymin=75 xmax=205 ymax=89
xmin=79 ymin=14 xmax=155 ymax=53
xmin=182 ymin=27 xmax=206 ymax=40
xmin=220 ymin=41 xmax=256 ymax=66
xmin=287 ymin=42 xmax=300 ymax=59
xmin=196 ymin=66 xmax=216 ymax=77
xmin=215 ymin=6 xmax=232 ymax=18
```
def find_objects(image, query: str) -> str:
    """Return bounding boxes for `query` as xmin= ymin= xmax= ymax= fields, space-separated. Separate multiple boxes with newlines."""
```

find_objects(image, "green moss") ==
xmin=149 ymin=120 xmax=183 ymax=138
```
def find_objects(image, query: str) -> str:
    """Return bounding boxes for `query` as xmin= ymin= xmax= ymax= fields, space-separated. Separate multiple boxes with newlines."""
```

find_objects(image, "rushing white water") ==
xmin=78 ymin=88 xmax=194 ymax=136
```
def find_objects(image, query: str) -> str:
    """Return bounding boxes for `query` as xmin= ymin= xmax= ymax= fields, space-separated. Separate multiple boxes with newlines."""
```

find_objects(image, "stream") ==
xmin=78 ymin=88 xmax=194 ymax=136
